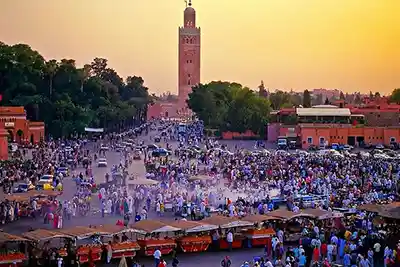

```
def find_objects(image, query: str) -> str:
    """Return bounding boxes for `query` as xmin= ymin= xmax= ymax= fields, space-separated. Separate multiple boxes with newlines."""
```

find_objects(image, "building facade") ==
xmin=0 ymin=106 xmax=45 ymax=144
xmin=0 ymin=125 xmax=8 ymax=160
xmin=268 ymin=105 xmax=400 ymax=149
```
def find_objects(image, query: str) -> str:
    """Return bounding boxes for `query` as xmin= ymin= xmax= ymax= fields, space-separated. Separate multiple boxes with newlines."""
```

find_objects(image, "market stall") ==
xmin=22 ymin=229 xmax=72 ymax=265
xmin=202 ymin=216 xmax=252 ymax=250
xmin=132 ymin=220 xmax=180 ymax=256
xmin=94 ymin=225 xmax=140 ymax=259
xmin=59 ymin=226 xmax=107 ymax=263
xmin=241 ymin=214 xmax=278 ymax=247
xmin=167 ymin=220 xmax=218 ymax=252
xmin=0 ymin=233 xmax=28 ymax=267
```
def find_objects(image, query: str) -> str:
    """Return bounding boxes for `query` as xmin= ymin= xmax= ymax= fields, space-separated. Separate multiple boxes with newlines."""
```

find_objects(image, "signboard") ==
xmin=4 ymin=122 xmax=14 ymax=127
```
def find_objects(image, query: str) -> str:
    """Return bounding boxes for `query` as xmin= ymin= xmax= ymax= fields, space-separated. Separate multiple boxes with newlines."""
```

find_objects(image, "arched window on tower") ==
xmin=188 ymin=80 xmax=191 ymax=85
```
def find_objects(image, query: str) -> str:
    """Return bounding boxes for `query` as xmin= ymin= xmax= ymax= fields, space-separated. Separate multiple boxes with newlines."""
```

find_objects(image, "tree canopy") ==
xmin=389 ymin=88 xmax=400 ymax=104
xmin=0 ymin=42 xmax=151 ymax=138
xmin=187 ymin=81 xmax=271 ymax=135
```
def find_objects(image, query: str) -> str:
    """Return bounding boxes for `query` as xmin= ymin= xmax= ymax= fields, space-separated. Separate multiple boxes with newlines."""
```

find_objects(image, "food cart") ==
xmin=59 ymin=226 xmax=108 ymax=264
xmin=22 ymin=229 xmax=72 ymax=265
xmin=94 ymin=225 xmax=141 ymax=259
xmin=167 ymin=220 xmax=218 ymax=253
xmin=132 ymin=220 xmax=180 ymax=256
xmin=241 ymin=214 xmax=278 ymax=247
xmin=0 ymin=233 xmax=28 ymax=267
xmin=202 ymin=216 xmax=253 ymax=250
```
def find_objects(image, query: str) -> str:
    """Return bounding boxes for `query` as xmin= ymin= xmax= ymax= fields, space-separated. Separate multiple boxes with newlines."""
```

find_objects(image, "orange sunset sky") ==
xmin=1 ymin=0 xmax=399 ymax=94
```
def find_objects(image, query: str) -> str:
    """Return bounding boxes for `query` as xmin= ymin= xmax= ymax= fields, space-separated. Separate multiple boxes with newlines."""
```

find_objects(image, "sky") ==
xmin=1 ymin=0 xmax=399 ymax=94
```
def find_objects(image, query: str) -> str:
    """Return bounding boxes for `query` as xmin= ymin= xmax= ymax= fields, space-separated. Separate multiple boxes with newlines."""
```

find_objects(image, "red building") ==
xmin=268 ymin=104 xmax=400 ymax=149
xmin=0 ymin=106 xmax=45 ymax=144
xmin=347 ymin=96 xmax=400 ymax=127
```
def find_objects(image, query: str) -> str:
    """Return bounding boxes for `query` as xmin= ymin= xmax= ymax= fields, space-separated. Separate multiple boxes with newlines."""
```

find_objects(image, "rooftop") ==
xmin=296 ymin=107 xmax=351 ymax=117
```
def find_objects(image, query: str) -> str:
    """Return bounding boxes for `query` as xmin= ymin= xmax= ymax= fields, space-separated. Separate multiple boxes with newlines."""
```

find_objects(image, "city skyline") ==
xmin=1 ymin=0 xmax=399 ymax=94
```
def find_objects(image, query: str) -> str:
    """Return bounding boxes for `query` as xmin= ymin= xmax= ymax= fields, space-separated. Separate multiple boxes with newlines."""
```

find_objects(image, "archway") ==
xmin=7 ymin=130 xmax=14 ymax=143
xmin=30 ymin=134 xmax=34 ymax=144
xmin=16 ymin=129 xmax=24 ymax=144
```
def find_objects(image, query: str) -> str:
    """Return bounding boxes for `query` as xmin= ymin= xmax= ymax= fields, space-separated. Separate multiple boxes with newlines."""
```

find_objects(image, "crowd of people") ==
xmin=1 ymin=119 xmax=400 ymax=267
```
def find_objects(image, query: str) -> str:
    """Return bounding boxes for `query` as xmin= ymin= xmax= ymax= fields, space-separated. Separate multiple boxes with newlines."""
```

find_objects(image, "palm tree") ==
xmin=78 ymin=64 xmax=92 ymax=92
xmin=46 ymin=59 xmax=58 ymax=97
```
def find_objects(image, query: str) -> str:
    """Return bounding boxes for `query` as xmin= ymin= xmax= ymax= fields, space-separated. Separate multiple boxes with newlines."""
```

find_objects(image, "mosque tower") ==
xmin=178 ymin=0 xmax=201 ymax=110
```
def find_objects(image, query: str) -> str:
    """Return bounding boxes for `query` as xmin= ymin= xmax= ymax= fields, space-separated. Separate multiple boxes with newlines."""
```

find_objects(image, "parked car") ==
xmin=56 ymin=167 xmax=70 ymax=177
xmin=13 ymin=182 xmax=35 ymax=193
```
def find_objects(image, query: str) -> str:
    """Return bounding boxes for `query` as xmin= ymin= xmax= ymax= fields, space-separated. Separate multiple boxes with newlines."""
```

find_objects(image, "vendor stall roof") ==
xmin=132 ymin=220 xmax=181 ymax=233
xmin=202 ymin=215 xmax=253 ymax=228
xmin=22 ymin=229 xmax=71 ymax=242
xmin=241 ymin=214 xmax=280 ymax=223
xmin=163 ymin=220 xmax=218 ymax=232
xmin=267 ymin=210 xmax=296 ymax=220
xmin=58 ymin=226 xmax=109 ymax=240
xmin=293 ymin=209 xmax=329 ymax=219
xmin=91 ymin=225 xmax=140 ymax=236
xmin=5 ymin=190 xmax=61 ymax=202
xmin=0 ymin=232 xmax=28 ymax=243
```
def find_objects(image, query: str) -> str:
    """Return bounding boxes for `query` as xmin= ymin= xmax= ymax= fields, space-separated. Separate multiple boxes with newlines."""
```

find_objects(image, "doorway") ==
xmin=347 ymin=136 xmax=356 ymax=146
xmin=7 ymin=130 xmax=13 ymax=143
xmin=356 ymin=136 xmax=365 ymax=147
xmin=319 ymin=137 xmax=326 ymax=148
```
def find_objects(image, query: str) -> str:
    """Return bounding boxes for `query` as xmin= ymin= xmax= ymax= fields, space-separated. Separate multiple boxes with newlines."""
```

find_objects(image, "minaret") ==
xmin=178 ymin=0 xmax=201 ymax=109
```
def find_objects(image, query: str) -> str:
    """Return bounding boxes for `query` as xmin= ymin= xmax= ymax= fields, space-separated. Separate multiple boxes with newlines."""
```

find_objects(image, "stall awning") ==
xmin=0 ymin=232 xmax=28 ymax=243
xmin=164 ymin=220 xmax=218 ymax=233
xmin=132 ymin=220 xmax=181 ymax=234
xmin=22 ymin=229 xmax=71 ymax=242
xmin=202 ymin=216 xmax=253 ymax=228
xmin=267 ymin=210 xmax=296 ymax=220
xmin=241 ymin=214 xmax=280 ymax=223
xmin=58 ymin=226 xmax=108 ymax=240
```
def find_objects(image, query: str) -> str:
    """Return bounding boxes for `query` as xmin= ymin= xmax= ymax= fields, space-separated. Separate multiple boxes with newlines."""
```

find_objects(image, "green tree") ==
xmin=269 ymin=90 xmax=291 ymax=110
xmin=389 ymin=88 xmax=400 ymax=104
xmin=187 ymin=81 xmax=270 ymax=135
xmin=303 ymin=90 xmax=311 ymax=107
xmin=0 ymin=42 xmax=150 ymax=138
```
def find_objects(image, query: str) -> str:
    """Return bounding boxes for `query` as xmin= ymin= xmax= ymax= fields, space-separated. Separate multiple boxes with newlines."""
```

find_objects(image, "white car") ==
xmin=98 ymin=158 xmax=108 ymax=167
xmin=39 ymin=175 xmax=54 ymax=184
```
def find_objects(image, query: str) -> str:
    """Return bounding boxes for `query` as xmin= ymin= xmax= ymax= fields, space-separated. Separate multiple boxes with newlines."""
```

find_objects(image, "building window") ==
xmin=307 ymin=137 xmax=313 ymax=144
xmin=390 ymin=137 xmax=396 ymax=143
xmin=188 ymin=80 xmax=191 ymax=85
xmin=188 ymin=74 xmax=191 ymax=77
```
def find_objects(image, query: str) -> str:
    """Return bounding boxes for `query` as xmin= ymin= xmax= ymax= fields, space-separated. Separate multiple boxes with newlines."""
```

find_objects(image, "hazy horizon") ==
xmin=1 ymin=0 xmax=399 ymax=94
